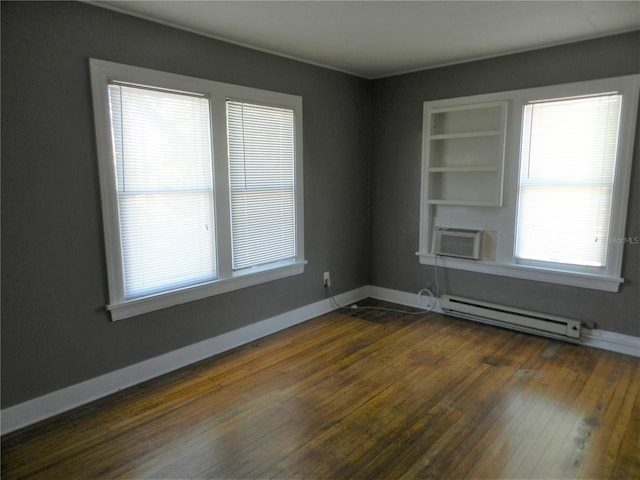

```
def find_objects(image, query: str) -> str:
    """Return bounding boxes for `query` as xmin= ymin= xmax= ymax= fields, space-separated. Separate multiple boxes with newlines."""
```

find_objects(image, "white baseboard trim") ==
xmin=367 ymin=285 xmax=442 ymax=312
xmin=2 ymin=284 xmax=637 ymax=434
xmin=367 ymin=286 xmax=639 ymax=358
xmin=581 ymin=328 xmax=640 ymax=357
xmin=0 ymin=286 xmax=369 ymax=435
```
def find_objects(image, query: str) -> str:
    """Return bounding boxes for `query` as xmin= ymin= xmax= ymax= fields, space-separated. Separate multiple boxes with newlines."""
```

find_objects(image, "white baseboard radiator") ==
xmin=440 ymin=295 xmax=581 ymax=342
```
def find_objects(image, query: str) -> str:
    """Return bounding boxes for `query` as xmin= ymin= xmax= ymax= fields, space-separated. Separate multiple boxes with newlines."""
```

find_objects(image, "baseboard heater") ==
xmin=440 ymin=295 xmax=581 ymax=342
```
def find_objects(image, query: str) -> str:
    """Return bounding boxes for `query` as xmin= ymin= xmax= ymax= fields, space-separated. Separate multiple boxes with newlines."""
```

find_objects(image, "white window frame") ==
xmin=417 ymin=75 xmax=639 ymax=292
xmin=90 ymin=59 xmax=305 ymax=320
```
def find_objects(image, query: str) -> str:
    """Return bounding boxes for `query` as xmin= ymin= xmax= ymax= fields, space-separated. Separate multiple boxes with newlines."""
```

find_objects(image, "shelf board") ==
xmin=428 ymin=166 xmax=498 ymax=173
xmin=427 ymin=199 xmax=501 ymax=207
xmin=430 ymin=130 xmax=502 ymax=140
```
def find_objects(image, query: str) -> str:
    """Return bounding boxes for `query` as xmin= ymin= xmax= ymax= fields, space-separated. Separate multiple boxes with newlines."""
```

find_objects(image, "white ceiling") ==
xmin=92 ymin=1 xmax=640 ymax=79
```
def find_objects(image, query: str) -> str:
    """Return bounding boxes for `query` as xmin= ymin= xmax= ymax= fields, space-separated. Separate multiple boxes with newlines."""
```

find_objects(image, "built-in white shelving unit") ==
xmin=424 ymin=101 xmax=507 ymax=206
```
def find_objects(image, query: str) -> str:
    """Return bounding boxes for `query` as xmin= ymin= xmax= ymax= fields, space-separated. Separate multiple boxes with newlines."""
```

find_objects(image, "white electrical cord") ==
xmin=434 ymin=253 xmax=443 ymax=298
xmin=417 ymin=287 xmax=437 ymax=312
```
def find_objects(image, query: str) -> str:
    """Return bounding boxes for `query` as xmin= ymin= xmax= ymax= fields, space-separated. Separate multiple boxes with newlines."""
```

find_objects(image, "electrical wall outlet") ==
xmin=323 ymin=271 xmax=331 ymax=287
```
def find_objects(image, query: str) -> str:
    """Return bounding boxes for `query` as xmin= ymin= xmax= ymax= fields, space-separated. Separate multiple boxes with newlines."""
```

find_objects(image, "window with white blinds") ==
xmin=516 ymin=94 xmax=622 ymax=269
xmin=90 ymin=59 xmax=304 ymax=320
xmin=227 ymin=101 xmax=296 ymax=270
xmin=109 ymin=83 xmax=217 ymax=298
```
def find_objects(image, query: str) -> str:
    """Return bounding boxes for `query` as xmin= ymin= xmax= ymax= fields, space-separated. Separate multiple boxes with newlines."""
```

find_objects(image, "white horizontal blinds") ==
xmin=516 ymin=93 xmax=622 ymax=267
xmin=227 ymin=101 xmax=296 ymax=270
xmin=108 ymin=83 xmax=216 ymax=298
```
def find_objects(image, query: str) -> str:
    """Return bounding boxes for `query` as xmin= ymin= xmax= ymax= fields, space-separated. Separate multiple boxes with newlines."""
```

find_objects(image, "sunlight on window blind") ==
xmin=227 ymin=101 xmax=296 ymax=271
xmin=109 ymin=83 xmax=216 ymax=298
xmin=516 ymin=94 xmax=622 ymax=267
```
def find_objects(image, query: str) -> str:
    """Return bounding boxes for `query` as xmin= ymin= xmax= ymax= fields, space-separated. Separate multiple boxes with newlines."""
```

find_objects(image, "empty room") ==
xmin=1 ymin=1 xmax=639 ymax=478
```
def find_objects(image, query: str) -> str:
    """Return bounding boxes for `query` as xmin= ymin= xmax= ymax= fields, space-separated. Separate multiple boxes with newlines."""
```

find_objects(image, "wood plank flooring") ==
xmin=2 ymin=300 xmax=639 ymax=479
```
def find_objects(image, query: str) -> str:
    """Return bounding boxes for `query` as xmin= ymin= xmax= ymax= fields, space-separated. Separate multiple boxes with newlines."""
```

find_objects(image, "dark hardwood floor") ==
xmin=2 ymin=301 xmax=639 ymax=479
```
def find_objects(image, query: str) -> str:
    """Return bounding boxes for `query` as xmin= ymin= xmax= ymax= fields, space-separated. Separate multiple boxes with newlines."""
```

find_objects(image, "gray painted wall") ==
xmin=2 ymin=1 xmax=638 ymax=410
xmin=369 ymin=31 xmax=640 ymax=337
xmin=1 ymin=2 xmax=371 ymax=408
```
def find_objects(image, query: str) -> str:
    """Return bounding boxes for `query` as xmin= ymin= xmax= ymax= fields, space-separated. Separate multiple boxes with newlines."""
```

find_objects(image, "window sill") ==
xmin=416 ymin=252 xmax=622 ymax=292
xmin=107 ymin=259 xmax=307 ymax=321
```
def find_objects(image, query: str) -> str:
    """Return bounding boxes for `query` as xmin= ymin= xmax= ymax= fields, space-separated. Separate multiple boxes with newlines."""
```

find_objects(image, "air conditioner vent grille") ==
xmin=432 ymin=228 xmax=481 ymax=259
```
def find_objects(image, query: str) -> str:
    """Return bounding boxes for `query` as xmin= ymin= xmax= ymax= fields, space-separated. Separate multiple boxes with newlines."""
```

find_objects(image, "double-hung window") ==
xmin=418 ymin=75 xmax=639 ymax=291
xmin=227 ymin=101 xmax=297 ymax=270
xmin=515 ymin=94 xmax=622 ymax=271
xmin=90 ymin=60 xmax=305 ymax=320
xmin=108 ymin=82 xmax=217 ymax=299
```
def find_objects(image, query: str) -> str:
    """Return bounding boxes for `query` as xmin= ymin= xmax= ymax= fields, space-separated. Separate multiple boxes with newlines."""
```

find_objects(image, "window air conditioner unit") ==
xmin=432 ymin=227 xmax=482 ymax=259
